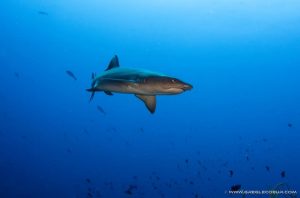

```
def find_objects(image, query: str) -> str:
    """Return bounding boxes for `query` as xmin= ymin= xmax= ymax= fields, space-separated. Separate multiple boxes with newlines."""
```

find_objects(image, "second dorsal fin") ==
xmin=105 ymin=55 xmax=119 ymax=71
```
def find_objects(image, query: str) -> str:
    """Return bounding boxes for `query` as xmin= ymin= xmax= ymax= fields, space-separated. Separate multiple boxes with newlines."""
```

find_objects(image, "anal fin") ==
xmin=104 ymin=91 xmax=113 ymax=96
xmin=135 ymin=94 xmax=156 ymax=114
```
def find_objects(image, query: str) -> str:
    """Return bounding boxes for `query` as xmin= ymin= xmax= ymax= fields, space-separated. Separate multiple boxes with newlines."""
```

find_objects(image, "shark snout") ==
xmin=182 ymin=83 xmax=193 ymax=91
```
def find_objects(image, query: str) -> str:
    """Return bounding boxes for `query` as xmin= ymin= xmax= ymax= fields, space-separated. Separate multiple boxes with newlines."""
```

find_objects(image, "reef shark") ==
xmin=87 ymin=55 xmax=193 ymax=113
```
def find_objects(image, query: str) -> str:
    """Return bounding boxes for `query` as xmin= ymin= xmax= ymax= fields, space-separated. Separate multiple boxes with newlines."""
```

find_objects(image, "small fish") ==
xmin=231 ymin=184 xmax=241 ymax=191
xmin=87 ymin=192 xmax=93 ymax=197
xmin=83 ymin=129 xmax=89 ymax=135
xmin=38 ymin=11 xmax=48 ymax=15
xmin=86 ymin=178 xmax=91 ymax=183
xmin=229 ymin=170 xmax=234 ymax=177
xmin=14 ymin=72 xmax=20 ymax=79
xmin=66 ymin=148 xmax=72 ymax=153
xmin=97 ymin=105 xmax=106 ymax=115
xmin=124 ymin=185 xmax=137 ymax=195
xmin=265 ymin=166 xmax=270 ymax=172
xmin=281 ymin=171 xmax=286 ymax=178
xmin=246 ymin=155 xmax=249 ymax=161
xmin=222 ymin=161 xmax=228 ymax=167
xmin=66 ymin=70 xmax=77 ymax=80
xmin=288 ymin=123 xmax=293 ymax=128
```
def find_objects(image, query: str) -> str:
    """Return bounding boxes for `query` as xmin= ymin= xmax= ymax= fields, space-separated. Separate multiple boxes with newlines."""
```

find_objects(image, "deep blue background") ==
xmin=0 ymin=0 xmax=300 ymax=197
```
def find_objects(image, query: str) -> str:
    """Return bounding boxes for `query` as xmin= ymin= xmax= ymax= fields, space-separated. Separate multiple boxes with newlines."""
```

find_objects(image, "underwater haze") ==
xmin=1 ymin=0 xmax=300 ymax=197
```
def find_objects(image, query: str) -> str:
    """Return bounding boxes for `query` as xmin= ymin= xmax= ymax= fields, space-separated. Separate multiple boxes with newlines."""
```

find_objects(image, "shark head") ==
xmin=141 ymin=76 xmax=193 ymax=95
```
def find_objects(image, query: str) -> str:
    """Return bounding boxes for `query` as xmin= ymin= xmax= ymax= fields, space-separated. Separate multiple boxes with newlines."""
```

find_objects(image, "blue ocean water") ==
xmin=1 ymin=0 xmax=300 ymax=197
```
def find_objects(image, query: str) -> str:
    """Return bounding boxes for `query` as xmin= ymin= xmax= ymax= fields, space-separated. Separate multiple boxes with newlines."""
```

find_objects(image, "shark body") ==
xmin=87 ymin=55 xmax=192 ymax=113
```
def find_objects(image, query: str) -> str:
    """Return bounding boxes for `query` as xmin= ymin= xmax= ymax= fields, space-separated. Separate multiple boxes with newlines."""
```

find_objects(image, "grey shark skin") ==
xmin=87 ymin=55 xmax=193 ymax=113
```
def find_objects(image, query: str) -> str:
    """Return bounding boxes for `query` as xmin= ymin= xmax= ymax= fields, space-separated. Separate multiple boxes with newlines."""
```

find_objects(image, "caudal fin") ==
xmin=86 ymin=88 xmax=95 ymax=102
xmin=87 ymin=72 xmax=97 ymax=102
xmin=90 ymin=91 xmax=95 ymax=102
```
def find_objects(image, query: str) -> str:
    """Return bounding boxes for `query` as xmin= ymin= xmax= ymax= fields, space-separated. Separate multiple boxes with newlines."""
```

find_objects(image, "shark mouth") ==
xmin=165 ymin=88 xmax=185 ymax=93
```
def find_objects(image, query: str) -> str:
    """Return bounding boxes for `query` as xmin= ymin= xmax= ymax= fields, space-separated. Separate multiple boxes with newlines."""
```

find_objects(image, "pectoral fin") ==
xmin=135 ymin=94 xmax=156 ymax=114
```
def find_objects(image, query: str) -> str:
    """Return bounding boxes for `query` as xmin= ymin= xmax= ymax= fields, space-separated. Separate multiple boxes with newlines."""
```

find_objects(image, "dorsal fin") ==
xmin=105 ymin=55 xmax=119 ymax=71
